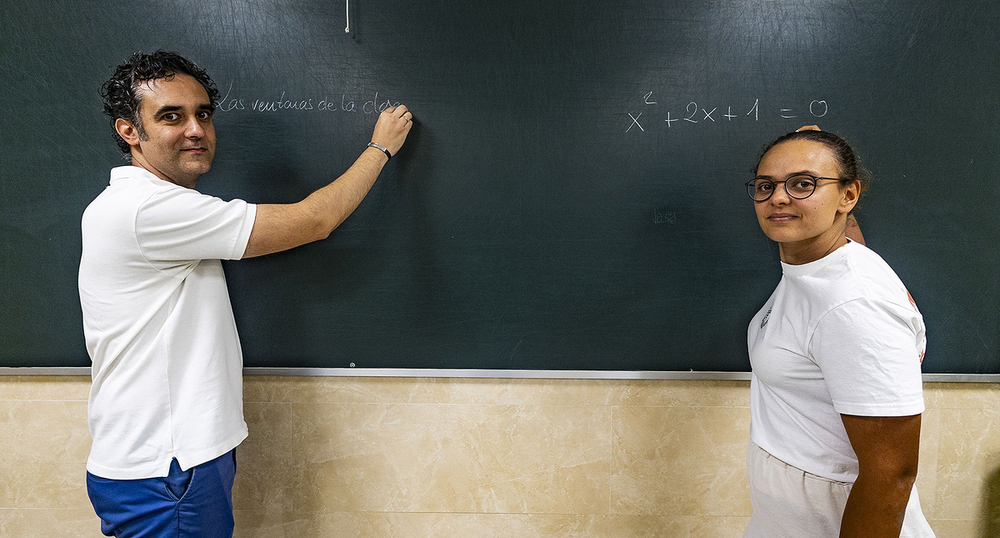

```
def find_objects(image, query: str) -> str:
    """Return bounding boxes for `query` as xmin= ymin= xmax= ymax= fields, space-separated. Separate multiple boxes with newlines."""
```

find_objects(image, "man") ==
xmin=78 ymin=50 xmax=412 ymax=537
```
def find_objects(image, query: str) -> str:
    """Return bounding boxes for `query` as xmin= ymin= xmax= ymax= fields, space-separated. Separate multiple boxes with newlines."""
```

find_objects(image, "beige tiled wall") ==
xmin=1 ymin=376 xmax=997 ymax=537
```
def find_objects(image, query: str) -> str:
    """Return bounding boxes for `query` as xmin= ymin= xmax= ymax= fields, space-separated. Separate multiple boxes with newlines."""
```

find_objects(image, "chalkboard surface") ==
xmin=2 ymin=0 xmax=998 ymax=373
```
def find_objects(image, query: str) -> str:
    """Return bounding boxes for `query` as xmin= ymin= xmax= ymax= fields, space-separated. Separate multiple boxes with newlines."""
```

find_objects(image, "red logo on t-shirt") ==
xmin=905 ymin=289 xmax=924 ymax=363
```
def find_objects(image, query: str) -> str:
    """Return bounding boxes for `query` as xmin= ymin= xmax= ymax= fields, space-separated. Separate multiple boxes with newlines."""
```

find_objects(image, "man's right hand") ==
xmin=371 ymin=105 xmax=413 ymax=157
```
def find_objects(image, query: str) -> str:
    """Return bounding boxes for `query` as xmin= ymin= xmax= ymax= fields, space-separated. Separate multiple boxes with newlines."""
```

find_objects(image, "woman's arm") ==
xmin=846 ymin=213 xmax=865 ymax=245
xmin=839 ymin=413 xmax=922 ymax=538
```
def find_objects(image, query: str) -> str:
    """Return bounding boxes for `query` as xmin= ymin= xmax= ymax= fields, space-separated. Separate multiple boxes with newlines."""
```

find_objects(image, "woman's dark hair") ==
xmin=756 ymin=130 xmax=871 ymax=197
xmin=101 ymin=50 xmax=219 ymax=159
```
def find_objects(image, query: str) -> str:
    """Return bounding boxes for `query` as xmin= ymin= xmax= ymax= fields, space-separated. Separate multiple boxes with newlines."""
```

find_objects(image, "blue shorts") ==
xmin=86 ymin=449 xmax=237 ymax=538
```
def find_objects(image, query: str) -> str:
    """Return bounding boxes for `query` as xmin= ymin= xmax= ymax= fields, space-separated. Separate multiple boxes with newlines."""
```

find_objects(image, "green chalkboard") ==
xmin=2 ymin=0 xmax=998 ymax=373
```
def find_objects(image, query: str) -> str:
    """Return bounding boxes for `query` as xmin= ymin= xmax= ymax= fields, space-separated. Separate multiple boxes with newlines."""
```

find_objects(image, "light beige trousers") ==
xmin=743 ymin=442 xmax=935 ymax=538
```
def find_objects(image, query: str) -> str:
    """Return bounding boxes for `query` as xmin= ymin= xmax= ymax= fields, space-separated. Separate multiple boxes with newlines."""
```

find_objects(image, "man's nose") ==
xmin=185 ymin=117 xmax=205 ymax=138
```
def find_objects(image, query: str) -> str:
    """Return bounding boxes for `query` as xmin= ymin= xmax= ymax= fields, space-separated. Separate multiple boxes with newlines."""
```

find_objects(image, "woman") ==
xmin=743 ymin=129 xmax=935 ymax=537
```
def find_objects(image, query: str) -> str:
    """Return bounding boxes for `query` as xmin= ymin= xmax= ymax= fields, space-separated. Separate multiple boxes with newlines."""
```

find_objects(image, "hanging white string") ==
xmin=345 ymin=0 xmax=350 ymax=33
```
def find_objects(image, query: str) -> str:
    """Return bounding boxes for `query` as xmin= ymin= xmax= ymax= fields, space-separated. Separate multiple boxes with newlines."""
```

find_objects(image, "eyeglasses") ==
xmin=745 ymin=174 xmax=841 ymax=202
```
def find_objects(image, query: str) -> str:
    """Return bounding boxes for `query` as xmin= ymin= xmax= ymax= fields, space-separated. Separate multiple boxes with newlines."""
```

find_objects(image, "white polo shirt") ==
xmin=79 ymin=166 xmax=256 ymax=480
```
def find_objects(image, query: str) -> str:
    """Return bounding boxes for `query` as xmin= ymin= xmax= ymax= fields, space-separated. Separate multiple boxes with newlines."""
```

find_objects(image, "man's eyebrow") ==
xmin=152 ymin=103 xmax=214 ymax=117
xmin=152 ymin=105 xmax=182 ymax=117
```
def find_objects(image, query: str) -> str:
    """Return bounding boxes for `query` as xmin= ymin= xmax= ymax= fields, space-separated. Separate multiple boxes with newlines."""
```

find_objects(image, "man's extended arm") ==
xmin=242 ymin=105 xmax=412 ymax=258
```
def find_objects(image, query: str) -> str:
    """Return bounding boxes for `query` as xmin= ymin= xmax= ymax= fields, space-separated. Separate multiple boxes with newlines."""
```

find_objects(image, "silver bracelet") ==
xmin=367 ymin=142 xmax=391 ymax=161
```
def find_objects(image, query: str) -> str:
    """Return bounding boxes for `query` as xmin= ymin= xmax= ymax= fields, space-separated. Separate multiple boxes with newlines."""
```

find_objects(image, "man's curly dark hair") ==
xmin=101 ymin=50 xmax=219 ymax=160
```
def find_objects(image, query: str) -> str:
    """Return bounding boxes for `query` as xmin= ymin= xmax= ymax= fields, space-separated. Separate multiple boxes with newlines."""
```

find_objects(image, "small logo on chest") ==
xmin=760 ymin=308 xmax=771 ymax=329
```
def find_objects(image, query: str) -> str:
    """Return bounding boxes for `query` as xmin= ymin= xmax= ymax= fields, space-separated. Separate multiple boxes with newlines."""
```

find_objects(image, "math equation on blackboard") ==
xmin=625 ymin=93 xmax=829 ymax=133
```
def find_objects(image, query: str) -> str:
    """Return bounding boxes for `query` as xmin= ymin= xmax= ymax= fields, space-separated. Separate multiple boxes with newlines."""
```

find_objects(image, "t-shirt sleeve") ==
xmin=135 ymin=187 xmax=257 ymax=262
xmin=810 ymin=298 xmax=926 ymax=417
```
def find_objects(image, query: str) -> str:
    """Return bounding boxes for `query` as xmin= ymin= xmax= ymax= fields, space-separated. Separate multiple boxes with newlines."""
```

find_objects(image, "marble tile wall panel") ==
xmin=288 ymin=402 xmax=611 ymax=514
xmin=230 ymin=512 xmax=748 ymax=538
xmin=0 ymin=395 xmax=91 ymax=510
xmin=1 ymin=377 xmax=997 ymax=538
xmin=924 ymin=383 xmax=1000 ymax=535
xmin=611 ymin=405 xmax=751 ymax=517
xmin=0 ymin=508 xmax=104 ymax=538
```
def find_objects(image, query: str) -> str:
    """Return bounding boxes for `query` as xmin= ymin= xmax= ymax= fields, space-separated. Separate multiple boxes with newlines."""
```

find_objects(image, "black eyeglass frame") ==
xmin=745 ymin=174 xmax=842 ymax=202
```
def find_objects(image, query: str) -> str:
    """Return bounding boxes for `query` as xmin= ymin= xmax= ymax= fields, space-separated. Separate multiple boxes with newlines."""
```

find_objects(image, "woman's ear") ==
xmin=838 ymin=179 xmax=862 ymax=214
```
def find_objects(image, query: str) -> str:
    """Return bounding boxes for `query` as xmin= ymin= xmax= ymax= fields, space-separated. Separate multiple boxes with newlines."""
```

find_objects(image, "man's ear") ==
xmin=115 ymin=118 xmax=142 ymax=147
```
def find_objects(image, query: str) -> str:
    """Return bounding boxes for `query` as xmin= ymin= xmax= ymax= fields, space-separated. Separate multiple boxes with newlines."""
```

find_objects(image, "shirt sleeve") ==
xmin=135 ymin=187 xmax=257 ymax=262
xmin=810 ymin=297 xmax=926 ymax=417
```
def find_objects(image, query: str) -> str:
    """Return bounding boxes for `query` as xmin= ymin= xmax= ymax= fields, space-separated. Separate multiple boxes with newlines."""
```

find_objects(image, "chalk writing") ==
xmin=684 ymin=102 xmax=698 ymax=124
xmin=653 ymin=209 xmax=677 ymax=225
xmin=216 ymin=82 xmax=400 ymax=115
xmin=626 ymin=112 xmax=644 ymax=132
xmin=627 ymin=95 xmax=828 ymax=132
xmin=809 ymin=100 xmax=828 ymax=117
xmin=252 ymin=92 xmax=314 ymax=112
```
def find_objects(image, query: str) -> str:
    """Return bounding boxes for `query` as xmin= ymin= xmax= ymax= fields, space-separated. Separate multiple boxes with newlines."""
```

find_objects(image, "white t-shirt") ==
xmin=747 ymin=240 xmax=926 ymax=483
xmin=79 ymin=166 xmax=257 ymax=480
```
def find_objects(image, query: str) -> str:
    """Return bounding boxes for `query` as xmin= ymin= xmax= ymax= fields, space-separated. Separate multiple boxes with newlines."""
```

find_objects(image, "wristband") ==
xmin=367 ymin=142 xmax=392 ymax=161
